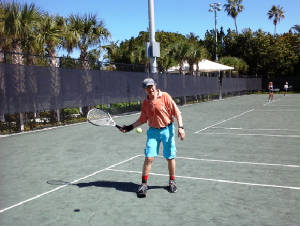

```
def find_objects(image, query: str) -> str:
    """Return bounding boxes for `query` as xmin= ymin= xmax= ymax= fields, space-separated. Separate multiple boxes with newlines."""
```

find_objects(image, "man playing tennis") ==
xmin=120 ymin=78 xmax=185 ymax=197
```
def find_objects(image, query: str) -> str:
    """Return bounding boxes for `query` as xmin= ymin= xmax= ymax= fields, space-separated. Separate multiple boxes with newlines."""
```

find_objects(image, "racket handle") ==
xmin=115 ymin=125 xmax=121 ymax=129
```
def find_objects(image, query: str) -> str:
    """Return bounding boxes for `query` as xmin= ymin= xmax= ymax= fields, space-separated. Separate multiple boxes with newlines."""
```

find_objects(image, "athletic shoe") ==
xmin=168 ymin=180 xmax=177 ymax=193
xmin=136 ymin=183 xmax=148 ymax=198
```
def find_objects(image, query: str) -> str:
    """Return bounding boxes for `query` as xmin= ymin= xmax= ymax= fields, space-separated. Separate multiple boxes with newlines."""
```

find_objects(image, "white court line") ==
xmin=263 ymin=99 xmax=281 ymax=106
xmin=264 ymin=105 xmax=298 ymax=107
xmin=0 ymin=122 xmax=87 ymax=138
xmin=255 ymin=110 xmax=298 ymax=112
xmin=211 ymin=127 xmax=299 ymax=132
xmin=0 ymin=112 xmax=140 ymax=138
xmin=173 ymin=156 xmax=299 ymax=168
xmin=106 ymin=169 xmax=300 ymax=190
xmin=0 ymin=154 xmax=142 ymax=214
xmin=194 ymin=109 xmax=255 ymax=134
xmin=197 ymin=132 xmax=300 ymax=138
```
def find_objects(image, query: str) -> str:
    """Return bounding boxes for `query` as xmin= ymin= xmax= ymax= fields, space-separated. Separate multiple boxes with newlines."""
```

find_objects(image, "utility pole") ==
xmin=209 ymin=3 xmax=221 ymax=61
xmin=147 ymin=0 xmax=160 ymax=74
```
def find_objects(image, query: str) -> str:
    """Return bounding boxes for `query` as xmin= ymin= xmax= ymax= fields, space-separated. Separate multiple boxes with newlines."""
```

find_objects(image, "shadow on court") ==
xmin=47 ymin=180 xmax=167 ymax=194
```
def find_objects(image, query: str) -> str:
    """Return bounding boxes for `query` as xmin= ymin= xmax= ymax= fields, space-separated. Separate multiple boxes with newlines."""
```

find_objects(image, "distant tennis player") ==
xmin=284 ymin=82 xmax=288 ymax=96
xmin=268 ymin=81 xmax=274 ymax=102
xmin=120 ymin=78 xmax=185 ymax=197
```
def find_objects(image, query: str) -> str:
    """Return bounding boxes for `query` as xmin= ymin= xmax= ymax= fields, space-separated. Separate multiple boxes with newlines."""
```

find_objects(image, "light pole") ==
xmin=209 ymin=3 xmax=221 ymax=61
xmin=147 ymin=0 xmax=160 ymax=74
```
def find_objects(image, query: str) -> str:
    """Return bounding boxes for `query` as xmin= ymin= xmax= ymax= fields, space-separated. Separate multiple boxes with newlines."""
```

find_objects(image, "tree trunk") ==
xmin=49 ymin=50 xmax=61 ymax=123
xmin=234 ymin=18 xmax=238 ymax=33
xmin=12 ymin=43 xmax=25 ymax=131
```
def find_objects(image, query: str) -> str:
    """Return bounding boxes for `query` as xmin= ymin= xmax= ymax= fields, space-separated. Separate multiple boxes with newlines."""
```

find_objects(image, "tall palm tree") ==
xmin=65 ymin=13 xmax=110 ymax=114
xmin=290 ymin=25 xmax=300 ymax=34
xmin=37 ymin=15 xmax=66 ymax=122
xmin=0 ymin=2 xmax=7 ymax=63
xmin=169 ymin=40 xmax=190 ymax=74
xmin=268 ymin=5 xmax=285 ymax=35
xmin=224 ymin=0 xmax=244 ymax=33
xmin=157 ymin=45 xmax=175 ymax=73
xmin=2 ymin=1 xmax=41 ymax=64
xmin=184 ymin=34 xmax=208 ymax=75
xmin=65 ymin=13 xmax=110 ymax=69
xmin=102 ymin=41 xmax=122 ymax=69
xmin=38 ymin=15 xmax=65 ymax=66
xmin=0 ymin=2 xmax=6 ymax=122
xmin=2 ymin=1 xmax=41 ymax=130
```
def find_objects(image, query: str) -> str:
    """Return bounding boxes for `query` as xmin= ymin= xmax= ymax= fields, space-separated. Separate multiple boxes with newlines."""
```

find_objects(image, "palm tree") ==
xmin=289 ymin=25 xmax=300 ymax=34
xmin=102 ymin=41 xmax=122 ymax=69
xmin=157 ymin=45 xmax=175 ymax=73
xmin=2 ymin=1 xmax=41 ymax=130
xmin=38 ymin=15 xmax=65 ymax=66
xmin=65 ymin=13 xmax=110 ymax=114
xmin=169 ymin=40 xmax=190 ymax=74
xmin=0 ymin=2 xmax=6 ymax=122
xmin=0 ymin=2 xmax=8 ymax=63
xmin=268 ymin=5 xmax=285 ymax=35
xmin=224 ymin=0 xmax=244 ymax=33
xmin=2 ymin=1 xmax=41 ymax=64
xmin=37 ymin=14 xmax=66 ymax=122
xmin=184 ymin=34 xmax=209 ymax=75
xmin=65 ymin=13 xmax=110 ymax=69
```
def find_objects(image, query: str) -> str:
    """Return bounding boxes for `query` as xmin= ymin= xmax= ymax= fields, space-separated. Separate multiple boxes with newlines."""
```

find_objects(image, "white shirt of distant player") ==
xmin=284 ymin=83 xmax=288 ymax=89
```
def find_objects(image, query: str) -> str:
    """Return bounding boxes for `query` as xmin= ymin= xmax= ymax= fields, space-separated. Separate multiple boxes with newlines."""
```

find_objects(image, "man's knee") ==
xmin=145 ymin=157 xmax=154 ymax=165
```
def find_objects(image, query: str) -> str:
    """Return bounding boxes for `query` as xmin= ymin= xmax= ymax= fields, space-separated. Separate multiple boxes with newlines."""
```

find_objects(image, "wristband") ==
xmin=123 ymin=124 xmax=134 ymax=132
xmin=179 ymin=126 xmax=184 ymax=129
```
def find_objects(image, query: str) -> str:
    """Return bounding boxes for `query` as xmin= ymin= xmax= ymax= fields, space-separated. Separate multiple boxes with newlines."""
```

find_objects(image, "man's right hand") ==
xmin=121 ymin=124 xmax=134 ymax=133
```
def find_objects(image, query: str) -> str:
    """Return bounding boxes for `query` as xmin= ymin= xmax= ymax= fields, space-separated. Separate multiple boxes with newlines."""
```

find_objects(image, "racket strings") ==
xmin=87 ymin=109 xmax=116 ymax=126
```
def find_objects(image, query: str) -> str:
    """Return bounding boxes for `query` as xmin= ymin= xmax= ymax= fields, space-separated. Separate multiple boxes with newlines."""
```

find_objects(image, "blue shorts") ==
xmin=144 ymin=123 xmax=176 ymax=159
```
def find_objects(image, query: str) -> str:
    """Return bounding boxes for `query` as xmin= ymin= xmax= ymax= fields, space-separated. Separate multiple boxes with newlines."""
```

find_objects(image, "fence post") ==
xmin=19 ymin=112 xmax=24 ymax=131
xmin=218 ymin=71 xmax=223 ymax=100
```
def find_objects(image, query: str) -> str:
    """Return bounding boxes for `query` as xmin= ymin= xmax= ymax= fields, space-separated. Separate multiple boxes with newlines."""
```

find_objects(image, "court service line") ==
xmin=255 ymin=109 xmax=298 ymax=112
xmin=264 ymin=105 xmax=298 ymax=107
xmin=211 ymin=127 xmax=299 ymax=132
xmin=197 ymin=132 xmax=300 ymax=138
xmin=0 ymin=154 xmax=142 ymax=214
xmin=106 ymin=169 xmax=300 ymax=190
xmin=194 ymin=109 xmax=255 ymax=134
xmin=173 ymin=156 xmax=299 ymax=168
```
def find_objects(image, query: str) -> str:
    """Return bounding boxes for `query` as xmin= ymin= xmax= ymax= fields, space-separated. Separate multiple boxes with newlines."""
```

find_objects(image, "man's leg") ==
xmin=167 ymin=158 xmax=177 ymax=193
xmin=162 ymin=124 xmax=177 ymax=193
xmin=167 ymin=158 xmax=176 ymax=180
xmin=142 ymin=157 xmax=154 ymax=183
xmin=136 ymin=157 xmax=154 ymax=197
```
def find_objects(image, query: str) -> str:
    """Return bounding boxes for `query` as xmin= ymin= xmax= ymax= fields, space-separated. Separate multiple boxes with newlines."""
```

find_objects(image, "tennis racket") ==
xmin=87 ymin=108 xmax=121 ymax=130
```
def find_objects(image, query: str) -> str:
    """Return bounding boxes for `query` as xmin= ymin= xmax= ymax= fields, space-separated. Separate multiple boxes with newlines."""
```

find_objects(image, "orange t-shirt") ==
xmin=138 ymin=90 xmax=181 ymax=128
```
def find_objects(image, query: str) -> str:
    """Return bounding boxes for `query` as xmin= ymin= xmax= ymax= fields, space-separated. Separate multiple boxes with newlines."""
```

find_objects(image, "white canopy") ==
xmin=197 ymin=59 xmax=234 ymax=72
xmin=167 ymin=59 xmax=234 ymax=73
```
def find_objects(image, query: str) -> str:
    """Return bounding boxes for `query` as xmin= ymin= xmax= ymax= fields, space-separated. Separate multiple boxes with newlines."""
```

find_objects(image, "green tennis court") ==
xmin=0 ymin=94 xmax=299 ymax=226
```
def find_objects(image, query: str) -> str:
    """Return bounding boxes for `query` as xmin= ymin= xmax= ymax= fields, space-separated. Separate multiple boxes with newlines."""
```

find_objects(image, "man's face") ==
xmin=144 ymin=85 xmax=156 ymax=97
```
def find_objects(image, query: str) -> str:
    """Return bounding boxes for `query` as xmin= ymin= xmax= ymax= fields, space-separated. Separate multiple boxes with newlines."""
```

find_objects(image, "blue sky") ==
xmin=19 ymin=0 xmax=300 ymax=57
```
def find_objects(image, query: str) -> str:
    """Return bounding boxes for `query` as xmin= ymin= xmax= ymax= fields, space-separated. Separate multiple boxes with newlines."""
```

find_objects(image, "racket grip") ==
xmin=115 ymin=125 xmax=121 ymax=129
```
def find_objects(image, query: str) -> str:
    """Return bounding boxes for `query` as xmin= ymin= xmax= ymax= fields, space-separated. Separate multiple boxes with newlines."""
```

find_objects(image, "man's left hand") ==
xmin=178 ymin=128 xmax=185 ymax=140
